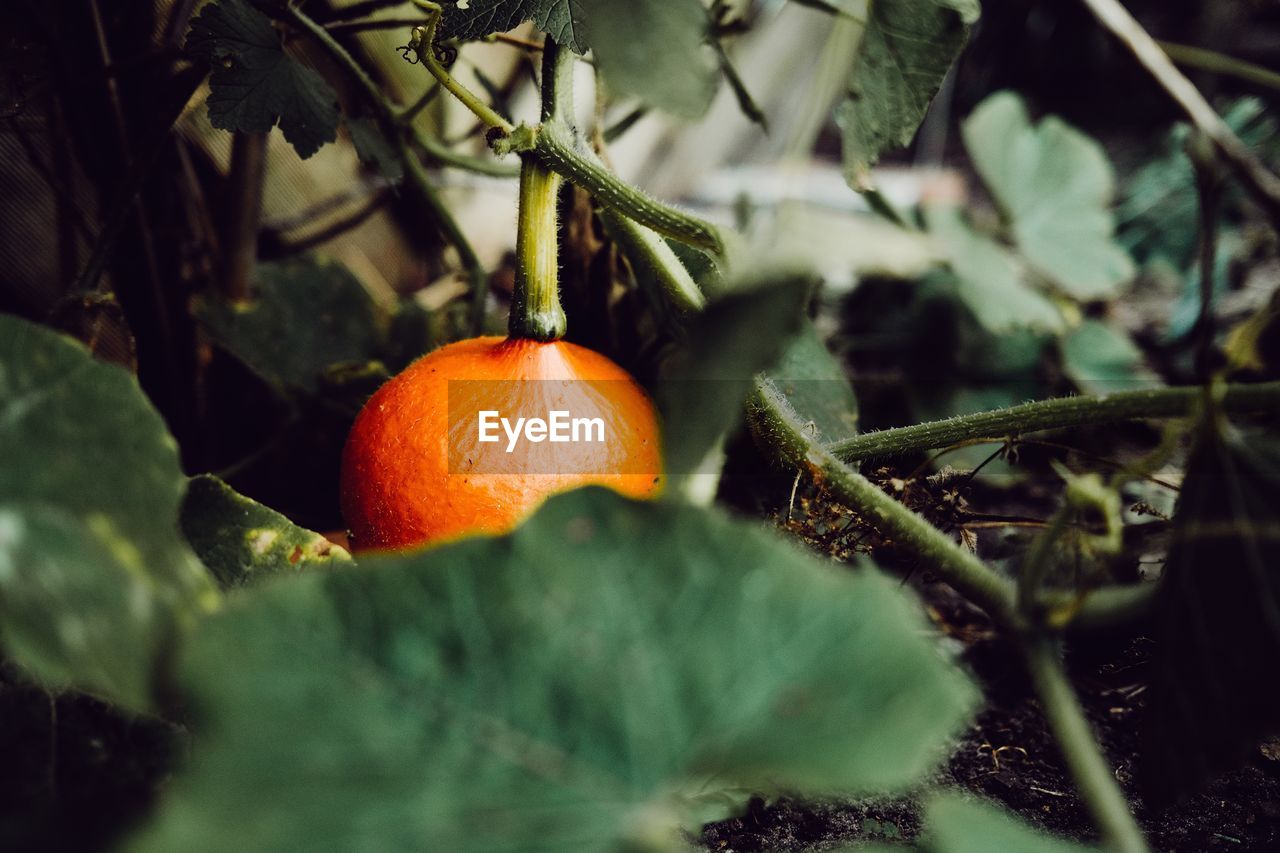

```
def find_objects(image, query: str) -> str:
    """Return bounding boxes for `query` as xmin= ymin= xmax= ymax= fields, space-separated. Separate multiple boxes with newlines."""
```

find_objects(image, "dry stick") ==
xmin=1079 ymin=0 xmax=1280 ymax=230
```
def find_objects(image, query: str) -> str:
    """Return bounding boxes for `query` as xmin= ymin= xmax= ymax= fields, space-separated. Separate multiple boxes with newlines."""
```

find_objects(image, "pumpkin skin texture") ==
xmin=340 ymin=336 xmax=662 ymax=551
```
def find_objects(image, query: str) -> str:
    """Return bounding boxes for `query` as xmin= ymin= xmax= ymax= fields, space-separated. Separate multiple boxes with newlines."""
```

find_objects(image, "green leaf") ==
xmin=918 ymin=794 xmax=1097 ymax=853
xmin=961 ymin=92 xmax=1134 ymax=300
xmin=347 ymin=118 xmax=404 ymax=183
xmin=196 ymin=257 xmax=384 ymax=394
xmin=186 ymin=0 xmax=340 ymax=158
xmin=1143 ymin=418 xmax=1280 ymax=802
xmin=443 ymin=0 xmax=584 ymax=50
xmin=836 ymin=0 xmax=977 ymax=189
xmin=925 ymin=205 xmax=1066 ymax=334
xmin=443 ymin=0 xmax=717 ymax=117
xmin=763 ymin=321 xmax=859 ymax=445
xmin=0 ymin=315 xmax=218 ymax=710
xmin=180 ymin=475 xmax=350 ymax=591
xmin=1059 ymin=319 xmax=1159 ymax=395
xmin=129 ymin=489 xmax=977 ymax=852
xmin=576 ymin=0 xmax=718 ymax=118
xmin=657 ymin=276 xmax=813 ymax=475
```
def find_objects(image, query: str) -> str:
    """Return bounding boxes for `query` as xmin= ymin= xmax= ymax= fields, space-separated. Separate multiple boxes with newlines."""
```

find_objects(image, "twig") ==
xmin=1023 ymin=638 xmax=1150 ymax=853
xmin=828 ymin=382 xmax=1280 ymax=462
xmin=1078 ymin=0 xmax=1280 ymax=230
xmin=1189 ymin=129 xmax=1222 ymax=380
xmin=268 ymin=189 xmax=391 ymax=256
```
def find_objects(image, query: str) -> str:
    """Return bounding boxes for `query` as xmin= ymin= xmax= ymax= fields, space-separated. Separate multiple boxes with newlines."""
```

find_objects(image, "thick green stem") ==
xmin=531 ymin=121 xmax=725 ymax=256
xmin=829 ymin=382 xmax=1280 ymax=463
xmin=1023 ymin=638 xmax=1150 ymax=853
xmin=507 ymin=37 xmax=573 ymax=341
xmin=509 ymin=158 xmax=566 ymax=341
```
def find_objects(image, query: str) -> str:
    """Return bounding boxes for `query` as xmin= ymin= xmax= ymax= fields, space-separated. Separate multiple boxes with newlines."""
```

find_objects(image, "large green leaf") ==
xmin=1144 ymin=418 xmax=1280 ymax=802
xmin=657 ymin=276 xmax=813 ymax=476
xmin=836 ymin=0 xmax=977 ymax=189
xmin=180 ymin=475 xmax=350 ymax=591
xmin=196 ymin=257 xmax=384 ymax=395
xmin=444 ymin=0 xmax=717 ymax=116
xmin=0 ymin=316 xmax=218 ymax=710
xmin=961 ymin=92 xmax=1135 ymax=300
xmin=130 ymin=489 xmax=977 ymax=852
xmin=186 ymin=0 xmax=340 ymax=159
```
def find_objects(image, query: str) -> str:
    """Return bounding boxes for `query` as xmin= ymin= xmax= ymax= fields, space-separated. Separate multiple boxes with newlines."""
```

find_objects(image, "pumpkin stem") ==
xmin=509 ymin=38 xmax=573 ymax=342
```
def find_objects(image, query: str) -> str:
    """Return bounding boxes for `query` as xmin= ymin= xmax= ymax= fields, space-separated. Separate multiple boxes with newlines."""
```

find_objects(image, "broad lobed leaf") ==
xmin=187 ymin=0 xmax=340 ymax=158
xmin=130 ymin=488 xmax=977 ymax=851
xmin=961 ymin=92 xmax=1134 ymax=300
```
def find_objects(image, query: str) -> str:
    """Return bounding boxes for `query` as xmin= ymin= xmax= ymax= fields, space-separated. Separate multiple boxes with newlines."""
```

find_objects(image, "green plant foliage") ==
xmin=196 ymin=257 xmax=385 ymax=395
xmin=129 ymin=488 xmax=977 ymax=852
xmin=962 ymin=92 xmax=1134 ymax=300
xmin=657 ymin=276 xmax=813 ymax=476
xmin=347 ymin=118 xmax=404 ymax=183
xmin=836 ymin=0 xmax=978 ymax=188
xmin=1059 ymin=319 xmax=1158 ymax=395
xmin=764 ymin=320 xmax=859 ymax=445
xmin=444 ymin=0 xmax=717 ymax=116
xmin=1144 ymin=416 xmax=1280 ymax=802
xmin=917 ymin=793 xmax=1097 ymax=852
xmin=186 ymin=0 xmax=340 ymax=158
xmin=0 ymin=316 xmax=218 ymax=711
xmin=180 ymin=475 xmax=350 ymax=591
xmin=925 ymin=205 xmax=1065 ymax=334
xmin=576 ymin=0 xmax=717 ymax=117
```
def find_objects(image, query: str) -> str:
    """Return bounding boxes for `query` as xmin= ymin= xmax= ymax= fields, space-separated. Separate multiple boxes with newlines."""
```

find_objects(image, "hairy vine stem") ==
xmin=828 ymin=382 xmax=1280 ymax=463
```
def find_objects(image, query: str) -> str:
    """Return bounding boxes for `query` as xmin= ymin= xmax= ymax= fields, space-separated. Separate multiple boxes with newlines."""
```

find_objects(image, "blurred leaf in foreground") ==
xmin=196 ymin=257 xmax=384 ymax=395
xmin=186 ymin=0 xmax=340 ymax=158
xmin=130 ymin=489 xmax=977 ymax=852
xmin=0 ymin=316 xmax=218 ymax=711
xmin=917 ymin=794 xmax=1097 ymax=853
xmin=962 ymin=92 xmax=1134 ymax=300
xmin=1144 ymin=414 xmax=1280 ymax=802
xmin=180 ymin=475 xmax=350 ymax=591
xmin=836 ymin=0 xmax=978 ymax=188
